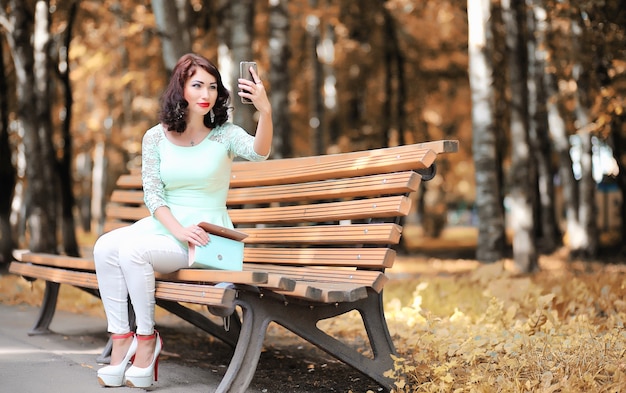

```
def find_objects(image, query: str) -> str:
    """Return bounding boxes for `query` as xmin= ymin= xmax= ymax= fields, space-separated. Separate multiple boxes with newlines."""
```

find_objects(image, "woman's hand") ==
xmin=179 ymin=225 xmax=210 ymax=247
xmin=238 ymin=67 xmax=271 ymax=115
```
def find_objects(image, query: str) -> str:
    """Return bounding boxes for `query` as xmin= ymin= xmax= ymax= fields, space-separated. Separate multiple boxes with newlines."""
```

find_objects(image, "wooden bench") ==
xmin=10 ymin=139 xmax=458 ymax=392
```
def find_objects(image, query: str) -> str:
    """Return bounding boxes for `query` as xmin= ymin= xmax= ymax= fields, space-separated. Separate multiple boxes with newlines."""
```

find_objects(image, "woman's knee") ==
xmin=93 ymin=230 xmax=119 ymax=265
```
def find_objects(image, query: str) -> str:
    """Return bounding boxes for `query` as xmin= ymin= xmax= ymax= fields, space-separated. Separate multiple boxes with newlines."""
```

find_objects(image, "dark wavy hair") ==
xmin=159 ymin=53 xmax=231 ymax=133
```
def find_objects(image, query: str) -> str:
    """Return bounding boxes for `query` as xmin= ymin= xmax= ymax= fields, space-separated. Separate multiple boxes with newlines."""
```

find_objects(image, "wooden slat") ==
xmin=9 ymin=262 xmax=235 ymax=308
xmin=105 ymin=205 xmax=150 ymax=221
xmin=116 ymin=141 xmax=458 ymax=190
xmin=17 ymin=252 xmax=275 ymax=288
xmin=10 ymin=262 xmax=99 ymax=289
xmin=154 ymin=281 xmax=235 ymax=307
xmin=275 ymin=282 xmax=323 ymax=302
xmin=104 ymin=221 xmax=133 ymax=233
xmin=241 ymin=223 xmax=402 ymax=245
xmin=155 ymin=269 xmax=282 ymax=288
xmin=244 ymin=264 xmax=388 ymax=293
xmin=227 ymin=171 xmax=421 ymax=205
xmin=157 ymin=269 xmax=294 ymax=291
xmin=229 ymin=141 xmax=459 ymax=187
xmin=110 ymin=172 xmax=420 ymax=206
xmin=243 ymin=248 xmax=396 ymax=269
xmin=110 ymin=189 xmax=144 ymax=205
xmin=229 ymin=147 xmax=438 ymax=187
xmin=274 ymin=282 xmax=369 ymax=303
xmin=116 ymin=174 xmax=142 ymax=189
xmin=229 ymin=196 xmax=411 ymax=225
xmin=17 ymin=252 xmax=95 ymax=270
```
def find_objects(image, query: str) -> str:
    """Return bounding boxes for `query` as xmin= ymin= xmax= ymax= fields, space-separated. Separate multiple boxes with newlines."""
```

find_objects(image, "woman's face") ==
xmin=183 ymin=68 xmax=218 ymax=119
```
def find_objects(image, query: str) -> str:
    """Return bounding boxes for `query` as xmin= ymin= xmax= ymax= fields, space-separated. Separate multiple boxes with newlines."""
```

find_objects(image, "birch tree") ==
xmin=570 ymin=14 xmax=598 ymax=258
xmin=526 ymin=0 xmax=561 ymax=252
xmin=503 ymin=0 xmax=538 ymax=272
xmin=468 ymin=0 xmax=506 ymax=262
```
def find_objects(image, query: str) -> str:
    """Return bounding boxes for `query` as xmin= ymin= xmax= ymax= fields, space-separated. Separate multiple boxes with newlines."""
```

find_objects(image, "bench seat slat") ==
xmin=154 ymin=282 xmax=236 ymax=307
xmin=242 ymin=223 xmax=402 ymax=245
xmin=155 ymin=269 xmax=291 ymax=290
xmin=17 ymin=252 xmax=274 ymax=288
xmin=244 ymin=264 xmax=388 ymax=293
xmin=9 ymin=262 xmax=235 ymax=308
xmin=10 ymin=261 xmax=99 ymax=289
xmin=271 ymin=281 xmax=370 ymax=303
xmin=243 ymin=248 xmax=395 ymax=269
xmin=17 ymin=252 xmax=95 ymax=270
xmin=229 ymin=196 xmax=411 ymax=224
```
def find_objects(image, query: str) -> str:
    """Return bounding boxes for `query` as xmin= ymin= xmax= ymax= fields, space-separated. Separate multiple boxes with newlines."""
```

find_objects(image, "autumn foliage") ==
xmin=382 ymin=258 xmax=626 ymax=392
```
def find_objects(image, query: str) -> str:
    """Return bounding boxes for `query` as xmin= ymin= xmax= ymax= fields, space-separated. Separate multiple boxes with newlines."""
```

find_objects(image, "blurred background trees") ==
xmin=0 ymin=0 xmax=624 ymax=273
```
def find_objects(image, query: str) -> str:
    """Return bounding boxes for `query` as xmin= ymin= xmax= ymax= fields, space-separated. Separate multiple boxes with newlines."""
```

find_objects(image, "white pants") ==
xmin=93 ymin=225 xmax=188 ymax=335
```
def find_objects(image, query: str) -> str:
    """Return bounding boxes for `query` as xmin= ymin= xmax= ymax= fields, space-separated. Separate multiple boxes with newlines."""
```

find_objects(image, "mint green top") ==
xmin=133 ymin=122 xmax=268 ymax=245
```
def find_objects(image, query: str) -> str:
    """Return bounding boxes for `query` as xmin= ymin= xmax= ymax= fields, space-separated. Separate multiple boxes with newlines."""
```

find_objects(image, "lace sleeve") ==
xmin=141 ymin=125 xmax=167 ymax=215
xmin=211 ymin=123 xmax=269 ymax=161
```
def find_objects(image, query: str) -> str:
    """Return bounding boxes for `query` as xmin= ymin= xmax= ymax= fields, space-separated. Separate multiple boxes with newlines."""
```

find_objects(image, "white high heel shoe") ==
xmin=97 ymin=332 xmax=137 ymax=387
xmin=125 ymin=331 xmax=162 ymax=388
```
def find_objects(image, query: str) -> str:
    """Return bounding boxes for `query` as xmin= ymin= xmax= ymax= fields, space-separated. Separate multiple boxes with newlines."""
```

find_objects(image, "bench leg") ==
xmin=278 ymin=289 xmax=396 ymax=390
xmin=216 ymin=294 xmax=271 ymax=393
xmin=217 ymin=289 xmax=396 ymax=392
xmin=28 ymin=281 xmax=60 ymax=335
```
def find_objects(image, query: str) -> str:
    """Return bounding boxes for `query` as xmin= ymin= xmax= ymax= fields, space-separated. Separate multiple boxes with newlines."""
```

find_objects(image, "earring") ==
xmin=209 ymin=109 xmax=215 ymax=123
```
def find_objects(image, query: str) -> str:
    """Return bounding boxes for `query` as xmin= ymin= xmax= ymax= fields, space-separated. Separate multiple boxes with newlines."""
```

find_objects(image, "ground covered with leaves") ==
xmin=384 ymin=255 xmax=626 ymax=392
xmin=1 ymin=250 xmax=625 ymax=392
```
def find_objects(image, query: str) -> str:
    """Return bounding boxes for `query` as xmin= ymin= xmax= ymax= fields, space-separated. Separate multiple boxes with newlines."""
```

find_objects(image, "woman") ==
xmin=93 ymin=53 xmax=272 ymax=388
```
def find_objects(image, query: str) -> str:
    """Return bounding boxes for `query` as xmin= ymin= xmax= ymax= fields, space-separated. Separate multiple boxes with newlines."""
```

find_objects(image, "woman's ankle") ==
xmin=110 ymin=335 xmax=134 ymax=365
xmin=133 ymin=335 xmax=157 ymax=368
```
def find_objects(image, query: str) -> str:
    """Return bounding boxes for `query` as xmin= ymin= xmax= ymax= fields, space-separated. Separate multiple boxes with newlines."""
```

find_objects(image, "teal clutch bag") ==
xmin=187 ymin=222 xmax=248 ymax=270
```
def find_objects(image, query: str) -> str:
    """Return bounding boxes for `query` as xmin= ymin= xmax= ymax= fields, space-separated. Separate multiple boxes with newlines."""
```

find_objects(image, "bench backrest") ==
xmin=105 ymin=140 xmax=457 ymax=274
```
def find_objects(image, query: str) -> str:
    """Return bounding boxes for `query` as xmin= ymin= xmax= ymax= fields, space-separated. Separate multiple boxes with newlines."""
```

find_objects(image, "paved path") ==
xmin=0 ymin=303 xmax=244 ymax=393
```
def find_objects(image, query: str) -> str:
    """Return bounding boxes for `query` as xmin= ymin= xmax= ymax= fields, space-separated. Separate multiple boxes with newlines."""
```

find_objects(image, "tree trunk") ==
xmin=608 ymin=115 xmax=626 ymax=250
xmin=231 ymin=0 xmax=255 ymax=134
xmin=526 ymin=0 xmax=561 ymax=252
xmin=0 ymin=40 xmax=16 ymax=267
xmin=307 ymin=0 xmax=324 ymax=155
xmin=56 ymin=1 xmax=79 ymax=257
xmin=540 ymin=6 xmax=579 ymax=256
xmin=382 ymin=4 xmax=406 ymax=147
xmin=503 ymin=0 xmax=537 ymax=272
xmin=3 ymin=0 xmax=58 ymax=253
xmin=468 ymin=0 xmax=506 ymax=262
xmin=152 ymin=0 xmax=191 ymax=73
xmin=268 ymin=0 xmax=291 ymax=158
xmin=570 ymin=17 xmax=598 ymax=259
xmin=33 ymin=0 xmax=59 ymax=252
xmin=215 ymin=0 xmax=232 ymax=96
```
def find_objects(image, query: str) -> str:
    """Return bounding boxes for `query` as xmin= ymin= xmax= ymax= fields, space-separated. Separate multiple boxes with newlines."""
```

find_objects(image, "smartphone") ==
xmin=239 ymin=61 xmax=257 ymax=104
